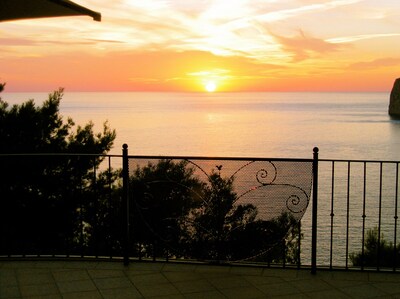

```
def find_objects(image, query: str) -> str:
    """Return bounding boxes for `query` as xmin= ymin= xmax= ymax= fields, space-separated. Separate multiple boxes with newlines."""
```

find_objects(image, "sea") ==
xmin=2 ymin=91 xmax=400 ymax=266
xmin=3 ymin=91 xmax=400 ymax=160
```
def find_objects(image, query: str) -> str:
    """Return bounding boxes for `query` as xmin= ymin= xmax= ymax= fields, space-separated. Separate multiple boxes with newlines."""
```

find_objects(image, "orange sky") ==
xmin=1 ymin=0 xmax=400 ymax=92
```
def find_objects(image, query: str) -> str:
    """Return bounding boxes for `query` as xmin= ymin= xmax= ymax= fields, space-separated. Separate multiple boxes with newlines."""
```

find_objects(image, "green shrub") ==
xmin=350 ymin=227 xmax=400 ymax=268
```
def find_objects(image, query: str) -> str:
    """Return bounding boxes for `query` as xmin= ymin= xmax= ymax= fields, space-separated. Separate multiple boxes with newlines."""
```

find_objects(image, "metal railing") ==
xmin=123 ymin=147 xmax=316 ymax=269
xmin=1 ymin=146 xmax=399 ymax=273
xmin=312 ymin=158 xmax=400 ymax=271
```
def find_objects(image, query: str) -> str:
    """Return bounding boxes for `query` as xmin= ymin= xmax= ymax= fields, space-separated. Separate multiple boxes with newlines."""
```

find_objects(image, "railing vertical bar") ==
xmin=377 ymin=162 xmax=383 ymax=271
xmin=345 ymin=161 xmax=351 ymax=269
xmin=361 ymin=162 xmax=367 ymax=271
xmin=79 ymin=157 xmax=85 ymax=258
xmin=329 ymin=161 xmax=335 ymax=270
xmin=311 ymin=147 xmax=319 ymax=274
xmin=93 ymin=157 xmax=98 ymax=259
xmin=108 ymin=156 xmax=113 ymax=260
xmin=297 ymin=220 xmax=301 ymax=269
xmin=122 ymin=144 xmax=130 ymax=266
xmin=394 ymin=162 xmax=399 ymax=271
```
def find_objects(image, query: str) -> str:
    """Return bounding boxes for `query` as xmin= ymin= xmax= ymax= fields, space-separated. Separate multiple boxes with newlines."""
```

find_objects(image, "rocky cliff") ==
xmin=389 ymin=78 xmax=400 ymax=117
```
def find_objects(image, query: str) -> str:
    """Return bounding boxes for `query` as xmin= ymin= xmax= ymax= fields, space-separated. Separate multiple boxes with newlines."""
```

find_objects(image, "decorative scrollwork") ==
xmin=280 ymin=184 xmax=310 ymax=214
xmin=256 ymin=162 xmax=277 ymax=185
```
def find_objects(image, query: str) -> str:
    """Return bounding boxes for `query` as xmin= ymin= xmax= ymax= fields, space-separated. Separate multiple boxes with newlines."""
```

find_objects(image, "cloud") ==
xmin=270 ymin=30 xmax=345 ymax=61
xmin=348 ymin=57 xmax=400 ymax=70
xmin=328 ymin=33 xmax=400 ymax=44
xmin=0 ymin=38 xmax=36 ymax=46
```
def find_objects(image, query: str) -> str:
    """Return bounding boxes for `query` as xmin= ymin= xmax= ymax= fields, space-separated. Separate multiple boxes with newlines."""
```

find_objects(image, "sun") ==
xmin=205 ymin=81 xmax=217 ymax=92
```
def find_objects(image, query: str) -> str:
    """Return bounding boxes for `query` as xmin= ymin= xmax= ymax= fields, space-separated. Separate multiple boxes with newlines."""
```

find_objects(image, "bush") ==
xmin=350 ymin=227 xmax=400 ymax=268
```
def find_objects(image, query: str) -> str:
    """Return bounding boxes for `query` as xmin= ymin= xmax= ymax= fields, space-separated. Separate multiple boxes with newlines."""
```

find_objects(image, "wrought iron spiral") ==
xmin=256 ymin=162 xmax=277 ymax=185
xmin=285 ymin=189 xmax=308 ymax=213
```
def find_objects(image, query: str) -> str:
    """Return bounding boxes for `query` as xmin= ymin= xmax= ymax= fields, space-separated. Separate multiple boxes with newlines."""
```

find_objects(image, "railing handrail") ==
xmin=127 ymin=154 xmax=313 ymax=163
xmin=320 ymin=158 xmax=400 ymax=163
xmin=0 ymin=153 xmax=122 ymax=158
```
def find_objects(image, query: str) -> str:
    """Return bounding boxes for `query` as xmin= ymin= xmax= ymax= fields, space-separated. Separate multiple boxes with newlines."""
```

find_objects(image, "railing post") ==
xmin=122 ymin=144 xmax=130 ymax=266
xmin=311 ymin=147 xmax=319 ymax=274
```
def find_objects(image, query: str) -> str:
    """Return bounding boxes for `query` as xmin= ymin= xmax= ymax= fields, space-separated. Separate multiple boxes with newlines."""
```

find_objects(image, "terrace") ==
xmin=1 ymin=146 xmax=400 ymax=297
xmin=2 ymin=259 xmax=400 ymax=298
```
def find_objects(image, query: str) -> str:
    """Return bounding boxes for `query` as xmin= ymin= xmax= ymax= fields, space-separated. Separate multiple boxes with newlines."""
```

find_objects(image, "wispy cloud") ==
xmin=0 ymin=38 xmax=36 ymax=46
xmin=328 ymin=33 xmax=400 ymax=43
xmin=348 ymin=57 xmax=400 ymax=70
xmin=2 ymin=0 xmax=400 ymax=91
xmin=270 ymin=30 xmax=345 ymax=61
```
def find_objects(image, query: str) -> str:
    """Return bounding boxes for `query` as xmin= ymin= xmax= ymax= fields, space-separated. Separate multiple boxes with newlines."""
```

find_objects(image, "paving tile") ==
xmin=23 ymin=294 xmax=63 ymax=299
xmin=1 ymin=261 xmax=38 ymax=269
xmin=135 ymin=282 xmax=180 ymax=297
xmin=207 ymin=275 xmax=251 ymax=289
xmin=57 ymin=279 xmax=97 ymax=293
xmin=255 ymin=281 xmax=300 ymax=297
xmin=219 ymin=286 xmax=266 ymax=299
xmin=275 ymin=294 xmax=310 ymax=299
xmin=0 ymin=270 xmax=18 ymax=287
xmin=148 ymin=295 xmax=185 ymax=299
xmin=322 ymin=278 xmax=365 ymax=288
xmin=244 ymin=275 xmax=285 ymax=286
xmin=339 ymin=283 xmax=388 ymax=298
xmin=373 ymin=282 xmax=400 ymax=295
xmin=61 ymin=290 xmax=103 ymax=299
xmin=129 ymin=272 xmax=169 ymax=285
xmin=230 ymin=266 xmax=264 ymax=276
xmin=195 ymin=265 xmax=231 ymax=274
xmin=16 ymin=268 xmax=51 ymax=275
xmin=290 ymin=277 xmax=333 ymax=292
xmin=331 ymin=271 xmax=370 ymax=281
xmin=126 ymin=262 xmax=165 ymax=272
xmin=183 ymin=290 xmax=225 ymax=299
xmin=162 ymin=263 xmax=198 ymax=272
xmin=163 ymin=271 xmax=202 ymax=283
xmin=93 ymin=276 xmax=133 ymax=290
xmin=0 ymin=285 xmax=20 ymax=298
xmin=63 ymin=261 xmax=99 ymax=270
xmin=173 ymin=279 xmax=216 ymax=294
xmin=31 ymin=261 xmax=66 ymax=269
xmin=94 ymin=262 xmax=126 ymax=270
xmin=17 ymin=272 xmax=55 ymax=285
xmin=19 ymin=283 xmax=59 ymax=297
xmin=52 ymin=269 xmax=90 ymax=282
xmin=88 ymin=269 xmax=125 ymax=279
xmin=100 ymin=287 xmax=143 ymax=299
xmin=369 ymin=272 xmax=400 ymax=282
xmin=307 ymin=289 xmax=352 ymax=299
xmin=262 ymin=268 xmax=299 ymax=279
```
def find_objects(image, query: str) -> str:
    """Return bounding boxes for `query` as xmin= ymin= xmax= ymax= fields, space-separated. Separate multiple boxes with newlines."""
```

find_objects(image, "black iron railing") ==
xmin=1 ymin=146 xmax=399 ymax=273
xmin=312 ymin=159 xmax=400 ymax=271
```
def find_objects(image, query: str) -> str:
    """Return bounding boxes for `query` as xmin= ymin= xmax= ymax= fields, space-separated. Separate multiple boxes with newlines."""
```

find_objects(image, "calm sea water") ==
xmin=3 ymin=91 xmax=400 ymax=160
xmin=3 ymin=91 xmax=400 ymax=266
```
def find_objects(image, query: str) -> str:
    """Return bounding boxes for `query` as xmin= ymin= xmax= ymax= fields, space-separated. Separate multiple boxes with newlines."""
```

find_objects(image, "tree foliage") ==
xmin=0 ymin=87 xmax=118 ymax=255
xmin=130 ymin=160 xmax=301 ymax=264
xmin=0 ymin=88 xmax=115 ymax=154
xmin=350 ymin=227 xmax=400 ymax=268
xmin=130 ymin=159 xmax=204 ymax=257
xmin=0 ymin=84 xmax=301 ymax=263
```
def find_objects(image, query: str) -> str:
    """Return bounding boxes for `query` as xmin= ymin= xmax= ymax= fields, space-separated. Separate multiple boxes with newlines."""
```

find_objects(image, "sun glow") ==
xmin=205 ymin=81 xmax=217 ymax=92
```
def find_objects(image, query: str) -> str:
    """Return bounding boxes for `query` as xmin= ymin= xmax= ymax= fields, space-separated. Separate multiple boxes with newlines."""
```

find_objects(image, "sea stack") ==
xmin=389 ymin=78 xmax=400 ymax=118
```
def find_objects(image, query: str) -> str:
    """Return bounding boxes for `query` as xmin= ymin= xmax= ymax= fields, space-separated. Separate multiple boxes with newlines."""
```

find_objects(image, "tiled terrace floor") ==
xmin=1 ymin=260 xmax=400 ymax=298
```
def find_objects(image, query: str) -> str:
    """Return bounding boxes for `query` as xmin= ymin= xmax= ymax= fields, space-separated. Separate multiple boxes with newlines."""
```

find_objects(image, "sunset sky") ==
xmin=1 ymin=0 xmax=400 ymax=92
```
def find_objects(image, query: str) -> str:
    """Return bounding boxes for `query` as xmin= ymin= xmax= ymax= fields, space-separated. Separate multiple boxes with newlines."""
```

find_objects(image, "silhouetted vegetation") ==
xmin=350 ymin=227 xmax=400 ymax=268
xmin=0 ymin=85 xmax=301 ymax=264
xmin=130 ymin=160 xmax=301 ymax=264
xmin=0 ymin=87 xmax=118 ymax=255
xmin=130 ymin=159 xmax=204 ymax=258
